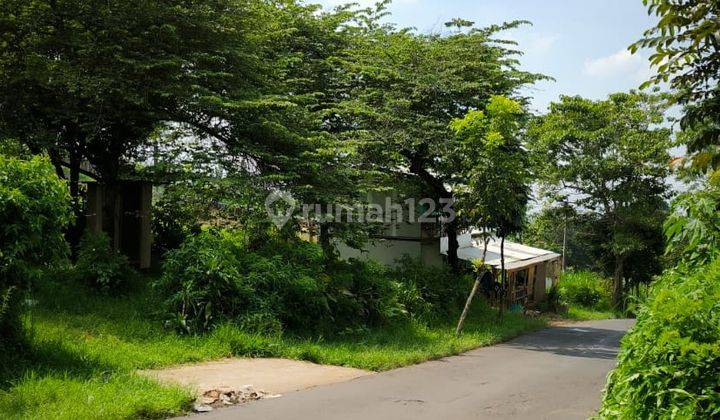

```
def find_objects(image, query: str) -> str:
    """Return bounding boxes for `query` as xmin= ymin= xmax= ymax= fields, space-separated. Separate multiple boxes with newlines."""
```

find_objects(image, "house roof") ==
xmin=440 ymin=231 xmax=561 ymax=271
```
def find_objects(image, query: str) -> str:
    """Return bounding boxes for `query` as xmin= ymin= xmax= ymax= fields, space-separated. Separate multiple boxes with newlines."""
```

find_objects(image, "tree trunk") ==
xmin=456 ymin=275 xmax=480 ymax=336
xmin=612 ymin=254 xmax=624 ymax=310
xmin=455 ymin=233 xmax=489 ymax=336
xmin=499 ymin=236 xmax=506 ymax=320
xmin=48 ymin=149 xmax=66 ymax=180
xmin=66 ymin=148 xmax=83 ymax=259
xmin=319 ymin=223 xmax=334 ymax=259
xmin=446 ymin=219 xmax=460 ymax=272
xmin=403 ymin=151 xmax=459 ymax=271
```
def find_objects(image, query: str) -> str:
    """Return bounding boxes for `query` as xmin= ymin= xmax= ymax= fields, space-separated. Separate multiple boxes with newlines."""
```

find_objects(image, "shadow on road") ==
xmin=500 ymin=326 xmax=625 ymax=360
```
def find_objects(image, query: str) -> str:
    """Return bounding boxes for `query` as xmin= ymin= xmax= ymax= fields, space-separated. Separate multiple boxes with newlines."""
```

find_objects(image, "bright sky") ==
xmin=313 ymin=0 xmax=658 ymax=113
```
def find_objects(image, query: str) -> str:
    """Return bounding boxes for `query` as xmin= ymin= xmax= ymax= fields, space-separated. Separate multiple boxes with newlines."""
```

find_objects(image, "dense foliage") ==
xmin=633 ymin=0 xmax=720 ymax=177
xmin=155 ymin=229 xmax=471 ymax=335
xmin=557 ymin=271 xmax=611 ymax=310
xmin=76 ymin=232 xmax=137 ymax=293
xmin=0 ymin=155 xmax=72 ymax=348
xmin=338 ymin=17 xmax=546 ymax=269
xmin=522 ymin=206 xmax=597 ymax=270
xmin=664 ymin=184 xmax=720 ymax=268
xmin=600 ymin=260 xmax=720 ymax=418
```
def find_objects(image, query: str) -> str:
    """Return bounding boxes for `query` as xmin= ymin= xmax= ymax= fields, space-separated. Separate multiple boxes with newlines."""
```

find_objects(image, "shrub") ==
xmin=557 ymin=270 xmax=611 ymax=309
xmin=599 ymin=259 xmax=720 ymax=418
xmin=326 ymin=258 xmax=406 ymax=328
xmin=156 ymin=229 xmax=411 ymax=334
xmin=151 ymin=185 xmax=202 ymax=255
xmin=0 ymin=155 xmax=72 ymax=348
xmin=76 ymin=231 xmax=137 ymax=293
xmin=155 ymin=230 xmax=253 ymax=333
xmin=391 ymin=256 xmax=472 ymax=321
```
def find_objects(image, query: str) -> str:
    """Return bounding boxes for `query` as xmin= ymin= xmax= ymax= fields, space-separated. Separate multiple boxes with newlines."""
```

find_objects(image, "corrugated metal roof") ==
xmin=440 ymin=231 xmax=561 ymax=271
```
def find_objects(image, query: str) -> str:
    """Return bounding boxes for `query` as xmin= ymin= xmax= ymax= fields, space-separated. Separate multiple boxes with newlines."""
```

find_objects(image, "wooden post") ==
xmin=139 ymin=182 xmax=152 ymax=269
xmin=455 ymin=277 xmax=480 ymax=336
xmin=562 ymin=218 xmax=567 ymax=272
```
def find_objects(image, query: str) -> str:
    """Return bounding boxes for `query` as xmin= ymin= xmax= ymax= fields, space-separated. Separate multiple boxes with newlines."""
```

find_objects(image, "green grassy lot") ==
xmin=0 ymin=281 xmax=546 ymax=419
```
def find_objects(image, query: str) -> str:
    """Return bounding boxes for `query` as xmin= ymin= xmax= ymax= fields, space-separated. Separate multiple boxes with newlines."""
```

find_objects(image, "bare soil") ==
xmin=140 ymin=358 xmax=373 ymax=396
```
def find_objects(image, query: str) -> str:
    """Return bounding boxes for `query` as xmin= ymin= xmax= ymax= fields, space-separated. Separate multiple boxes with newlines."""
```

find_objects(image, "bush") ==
xmin=391 ymin=256 xmax=472 ymax=321
xmin=0 ymin=155 xmax=72 ymax=348
xmin=155 ymin=230 xmax=252 ymax=333
xmin=76 ymin=231 xmax=138 ymax=293
xmin=326 ymin=258 xmax=407 ymax=329
xmin=156 ymin=229 xmax=413 ymax=334
xmin=599 ymin=259 xmax=720 ymax=418
xmin=557 ymin=270 xmax=611 ymax=309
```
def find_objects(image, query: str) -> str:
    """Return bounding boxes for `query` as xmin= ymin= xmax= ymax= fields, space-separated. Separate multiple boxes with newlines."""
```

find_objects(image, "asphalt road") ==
xmin=184 ymin=318 xmax=634 ymax=420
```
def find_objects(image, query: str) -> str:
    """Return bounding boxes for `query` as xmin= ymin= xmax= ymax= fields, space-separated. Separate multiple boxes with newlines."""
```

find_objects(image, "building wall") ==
xmin=336 ymin=237 xmax=442 ymax=267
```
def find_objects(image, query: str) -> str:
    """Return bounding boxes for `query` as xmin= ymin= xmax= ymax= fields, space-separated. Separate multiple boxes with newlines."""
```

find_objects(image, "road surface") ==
xmin=183 ymin=318 xmax=633 ymax=420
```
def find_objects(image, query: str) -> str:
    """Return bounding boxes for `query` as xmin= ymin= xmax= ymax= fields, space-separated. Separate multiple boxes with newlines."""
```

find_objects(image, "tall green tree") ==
xmin=528 ymin=92 xmax=672 ymax=308
xmin=453 ymin=97 xmax=530 ymax=241
xmin=337 ymin=12 xmax=546 ymax=270
xmin=451 ymin=96 xmax=531 ymax=316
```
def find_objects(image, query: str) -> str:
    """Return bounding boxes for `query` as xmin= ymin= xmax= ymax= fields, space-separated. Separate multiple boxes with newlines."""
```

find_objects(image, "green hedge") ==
xmin=599 ymin=259 xmax=720 ymax=418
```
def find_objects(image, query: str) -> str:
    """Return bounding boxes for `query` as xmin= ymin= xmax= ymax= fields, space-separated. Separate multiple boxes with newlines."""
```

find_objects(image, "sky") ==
xmin=313 ymin=0 xmax=658 ymax=113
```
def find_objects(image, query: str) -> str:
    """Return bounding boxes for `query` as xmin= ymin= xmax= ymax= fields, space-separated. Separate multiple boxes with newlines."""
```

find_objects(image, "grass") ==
xmin=0 ymin=279 xmax=546 ymax=419
xmin=563 ymin=305 xmax=617 ymax=321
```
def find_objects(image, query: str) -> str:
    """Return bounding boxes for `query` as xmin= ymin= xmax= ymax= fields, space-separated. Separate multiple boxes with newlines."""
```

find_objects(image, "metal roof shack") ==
xmin=441 ymin=231 xmax=562 ymax=307
xmin=441 ymin=231 xmax=560 ymax=271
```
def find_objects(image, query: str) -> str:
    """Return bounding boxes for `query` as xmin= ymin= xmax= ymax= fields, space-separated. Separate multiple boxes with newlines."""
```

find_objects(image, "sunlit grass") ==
xmin=564 ymin=305 xmax=617 ymax=321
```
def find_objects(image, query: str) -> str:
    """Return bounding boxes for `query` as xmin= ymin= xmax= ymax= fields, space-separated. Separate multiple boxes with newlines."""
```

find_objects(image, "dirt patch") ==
xmin=140 ymin=358 xmax=373 ymax=397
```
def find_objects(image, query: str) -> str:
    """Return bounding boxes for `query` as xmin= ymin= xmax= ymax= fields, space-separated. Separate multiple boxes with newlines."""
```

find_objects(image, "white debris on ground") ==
xmin=192 ymin=385 xmax=282 ymax=412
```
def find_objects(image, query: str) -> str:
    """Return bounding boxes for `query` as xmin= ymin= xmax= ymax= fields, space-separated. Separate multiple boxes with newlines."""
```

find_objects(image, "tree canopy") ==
xmin=335 ymin=15 xmax=546 ymax=268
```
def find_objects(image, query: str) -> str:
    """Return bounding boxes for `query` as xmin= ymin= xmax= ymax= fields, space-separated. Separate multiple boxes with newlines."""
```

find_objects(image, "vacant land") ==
xmin=0 ymin=280 xmax=546 ymax=419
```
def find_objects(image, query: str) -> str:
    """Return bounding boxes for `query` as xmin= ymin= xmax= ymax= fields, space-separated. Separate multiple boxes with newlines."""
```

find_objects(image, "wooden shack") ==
xmin=85 ymin=180 xmax=153 ymax=269
xmin=441 ymin=231 xmax=562 ymax=307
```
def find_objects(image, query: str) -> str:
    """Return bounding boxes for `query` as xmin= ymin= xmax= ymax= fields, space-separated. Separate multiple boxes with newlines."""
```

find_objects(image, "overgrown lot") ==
xmin=551 ymin=270 xmax=617 ymax=320
xmin=0 ymin=275 xmax=545 ymax=419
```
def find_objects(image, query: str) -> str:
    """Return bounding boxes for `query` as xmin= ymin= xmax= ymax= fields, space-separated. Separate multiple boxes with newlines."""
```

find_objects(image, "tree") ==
xmin=528 ymin=92 xmax=672 ymax=308
xmin=632 ymin=0 xmax=720 ymax=177
xmin=337 ymin=11 xmax=546 ymax=270
xmin=523 ymin=205 xmax=597 ymax=270
xmin=451 ymin=96 xmax=531 ymax=320
xmin=0 ymin=0 xmax=283 ymax=249
xmin=133 ymin=2 xmax=376 ymax=255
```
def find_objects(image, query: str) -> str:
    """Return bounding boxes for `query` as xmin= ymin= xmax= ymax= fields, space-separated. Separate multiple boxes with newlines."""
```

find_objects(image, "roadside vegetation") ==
xmin=599 ymin=1 xmax=720 ymax=417
xmin=554 ymin=271 xmax=615 ymax=321
xmin=0 ymin=267 xmax=544 ymax=419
